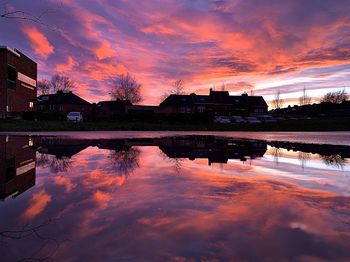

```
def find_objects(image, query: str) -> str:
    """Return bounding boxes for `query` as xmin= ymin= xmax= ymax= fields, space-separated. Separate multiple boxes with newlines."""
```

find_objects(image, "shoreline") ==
xmin=1 ymin=117 xmax=350 ymax=132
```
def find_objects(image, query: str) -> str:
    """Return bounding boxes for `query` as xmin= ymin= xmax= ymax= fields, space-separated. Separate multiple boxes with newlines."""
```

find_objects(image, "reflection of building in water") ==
xmin=37 ymin=137 xmax=90 ymax=158
xmin=0 ymin=136 xmax=36 ymax=200
xmin=157 ymin=136 xmax=267 ymax=165
xmin=36 ymin=136 xmax=267 ymax=167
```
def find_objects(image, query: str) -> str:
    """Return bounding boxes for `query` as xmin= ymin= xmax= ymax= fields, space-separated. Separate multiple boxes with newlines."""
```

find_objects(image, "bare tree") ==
xmin=321 ymin=89 xmax=348 ymax=104
xmin=36 ymin=153 xmax=72 ymax=173
xmin=110 ymin=73 xmax=142 ymax=103
xmin=37 ymin=79 xmax=51 ymax=95
xmin=322 ymin=154 xmax=346 ymax=169
xmin=298 ymin=151 xmax=311 ymax=170
xmin=109 ymin=147 xmax=140 ymax=175
xmin=271 ymin=147 xmax=283 ymax=166
xmin=272 ymin=89 xmax=284 ymax=109
xmin=161 ymin=79 xmax=185 ymax=101
xmin=299 ymin=87 xmax=312 ymax=106
xmin=172 ymin=79 xmax=185 ymax=95
xmin=50 ymin=74 xmax=76 ymax=93
xmin=221 ymin=82 xmax=226 ymax=91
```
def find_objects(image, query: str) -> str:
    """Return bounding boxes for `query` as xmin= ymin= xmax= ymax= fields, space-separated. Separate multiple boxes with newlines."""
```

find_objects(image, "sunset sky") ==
xmin=1 ymin=0 xmax=350 ymax=106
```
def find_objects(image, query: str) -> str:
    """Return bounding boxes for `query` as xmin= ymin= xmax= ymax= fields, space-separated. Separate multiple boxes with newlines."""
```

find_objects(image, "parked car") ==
xmin=214 ymin=116 xmax=231 ymax=124
xmin=231 ymin=116 xmax=246 ymax=123
xmin=256 ymin=115 xmax=276 ymax=123
xmin=245 ymin=117 xmax=261 ymax=124
xmin=67 ymin=112 xmax=83 ymax=122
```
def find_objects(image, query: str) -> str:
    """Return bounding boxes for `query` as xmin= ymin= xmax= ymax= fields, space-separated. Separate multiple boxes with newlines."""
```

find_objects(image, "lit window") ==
xmin=29 ymin=102 xmax=34 ymax=108
xmin=28 ymin=138 xmax=33 ymax=147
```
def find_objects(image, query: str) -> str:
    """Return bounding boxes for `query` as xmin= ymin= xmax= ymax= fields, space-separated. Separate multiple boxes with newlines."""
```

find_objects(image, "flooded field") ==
xmin=1 ymin=132 xmax=350 ymax=261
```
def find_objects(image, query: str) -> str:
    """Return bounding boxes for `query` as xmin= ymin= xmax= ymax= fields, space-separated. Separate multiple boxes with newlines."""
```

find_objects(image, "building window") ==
xmin=28 ymin=138 xmax=34 ymax=147
xmin=29 ymin=102 xmax=34 ymax=108
xmin=7 ymin=65 xmax=17 ymax=90
xmin=198 ymin=106 xmax=206 ymax=113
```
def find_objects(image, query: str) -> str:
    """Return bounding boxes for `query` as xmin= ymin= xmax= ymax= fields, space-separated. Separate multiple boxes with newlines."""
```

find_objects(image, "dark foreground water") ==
xmin=0 ymin=132 xmax=350 ymax=261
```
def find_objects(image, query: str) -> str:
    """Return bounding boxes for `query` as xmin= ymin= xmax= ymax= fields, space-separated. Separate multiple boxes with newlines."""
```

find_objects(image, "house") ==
xmin=0 ymin=46 xmax=37 ymax=119
xmin=159 ymin=89 xmax=268 ymax=116
xmin=125 ymin=105 xmax=159 ymax=115
xmin=94 ymin=99 xmax=132 ymax=120
xmin=37 ymin=91 xmax=91 ymax=120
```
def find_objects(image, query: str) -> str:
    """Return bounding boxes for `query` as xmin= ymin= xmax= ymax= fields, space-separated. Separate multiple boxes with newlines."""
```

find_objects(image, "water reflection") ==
xmin=0 ymin=134 xmax=350 ymax=261
xmin=0 ymin=136 xmax=36 ymax=200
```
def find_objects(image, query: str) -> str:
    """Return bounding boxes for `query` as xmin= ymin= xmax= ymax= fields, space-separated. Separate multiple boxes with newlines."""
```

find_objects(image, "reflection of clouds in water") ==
xmin=2 ymin=138 xmax=350 ymax=261
xmin=21 ymin=189 xmax=52 ymax=220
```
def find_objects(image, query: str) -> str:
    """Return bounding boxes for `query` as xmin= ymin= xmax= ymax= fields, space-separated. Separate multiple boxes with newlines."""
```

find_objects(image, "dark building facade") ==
xmin=0 ymin=46 xmax=37 ymax=119
xmin=94 ymin=99 xmax=132 ymax=120
xmin=125 ymin=105 xmax=159 ymax=115
xmin=0 ymin=136 xmax=36 ymax=200
xmin=37 ymin=91 xmax=92 ymax=120
xmin=160 ymin=89 xmax=268 ymax=116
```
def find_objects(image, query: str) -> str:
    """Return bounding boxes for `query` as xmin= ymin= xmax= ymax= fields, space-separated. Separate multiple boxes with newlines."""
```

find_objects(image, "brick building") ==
xmin=94 ymin=99 xmax=132 ymax=120
xmin=0 ymin=46 xmax=37 ymax=119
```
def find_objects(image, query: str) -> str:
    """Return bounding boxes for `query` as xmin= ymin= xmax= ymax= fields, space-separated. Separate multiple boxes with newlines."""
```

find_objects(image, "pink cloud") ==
xmin=21 ymin=25 xmax=54 ymax=59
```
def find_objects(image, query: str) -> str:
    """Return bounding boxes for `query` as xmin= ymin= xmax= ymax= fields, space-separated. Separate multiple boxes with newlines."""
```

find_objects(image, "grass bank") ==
xmin=1 ymin=117 xmax=350 ymax=132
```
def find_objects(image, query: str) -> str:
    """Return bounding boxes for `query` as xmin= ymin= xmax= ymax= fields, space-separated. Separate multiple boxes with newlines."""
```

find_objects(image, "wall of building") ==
xmin=0 ymin=48 xmax=37 ymax=118
xmin=0 ymin=50 xmax=7 ymax=118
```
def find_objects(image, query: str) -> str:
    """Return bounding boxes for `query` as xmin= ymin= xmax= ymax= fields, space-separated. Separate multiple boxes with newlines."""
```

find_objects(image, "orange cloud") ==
xmin=21 ymin=25 xmax=54 ymax=58
xmin=21 ymin=190 xmax=52 ymax=220
xmin=55 ymin=56 xmax=78 ymax=72
xmin=95 ymin=40 xmax=115 ymax=60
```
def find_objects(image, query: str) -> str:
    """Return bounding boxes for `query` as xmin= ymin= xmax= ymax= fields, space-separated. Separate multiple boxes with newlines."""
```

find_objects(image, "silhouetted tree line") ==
xmin=37 ymin=75 xmax=76 ymax=95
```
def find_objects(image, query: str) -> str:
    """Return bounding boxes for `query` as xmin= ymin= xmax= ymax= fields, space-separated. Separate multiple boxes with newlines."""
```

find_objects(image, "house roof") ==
xmin=38 ymin=91 xmax=91 ymax=105
xmin=97 ymin=100 xmax=132 ymax=107
xmin=160 ymin=95 xmax=194 ymax=106
xmin=160 ymin=93 xmax=268 ymax=107
xmin=245 ymin=96 xmax=268 ymax=107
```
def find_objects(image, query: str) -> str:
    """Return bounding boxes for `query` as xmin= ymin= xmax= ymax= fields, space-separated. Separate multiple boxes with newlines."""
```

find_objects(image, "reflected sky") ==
xmin=1 ymin=134 xmax=350 ymax=261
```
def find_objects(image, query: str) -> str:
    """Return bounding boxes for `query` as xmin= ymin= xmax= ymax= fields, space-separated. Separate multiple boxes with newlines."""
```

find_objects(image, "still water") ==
xmin=0 ymin=132 xmax=350 ymax=261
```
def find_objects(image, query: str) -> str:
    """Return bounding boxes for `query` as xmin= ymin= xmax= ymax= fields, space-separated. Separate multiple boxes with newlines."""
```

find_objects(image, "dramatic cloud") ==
xmin=21 ymin=25 xmax=54 ymax=59
xmin=2 ymin=0 xmax=350 ymax=105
